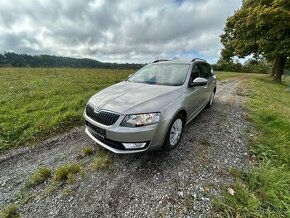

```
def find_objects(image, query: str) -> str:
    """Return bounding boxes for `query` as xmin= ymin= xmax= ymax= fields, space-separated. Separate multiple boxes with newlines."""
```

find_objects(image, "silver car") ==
xmin=84 ymin=58 xmax=217 ymax=154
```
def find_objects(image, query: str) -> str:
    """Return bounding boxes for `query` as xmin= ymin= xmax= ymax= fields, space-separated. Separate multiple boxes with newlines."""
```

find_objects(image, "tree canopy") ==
xmin=220 ymin=0 xmax=290 ymax=83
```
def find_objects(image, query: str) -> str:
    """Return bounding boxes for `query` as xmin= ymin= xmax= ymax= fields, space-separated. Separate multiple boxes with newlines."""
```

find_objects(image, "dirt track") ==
xmin=0 ymin=76 xmax=252 ymax=217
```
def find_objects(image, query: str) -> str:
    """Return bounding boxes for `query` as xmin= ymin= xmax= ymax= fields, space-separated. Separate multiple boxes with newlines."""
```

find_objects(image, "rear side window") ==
xmin=201 ymin=63 xmax=213 ymax=78
xmin=190 ymin=64 xmax=202 ymax=81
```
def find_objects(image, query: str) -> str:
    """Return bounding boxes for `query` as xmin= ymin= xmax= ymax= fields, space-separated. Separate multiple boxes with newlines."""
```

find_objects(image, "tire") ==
xmin=206 ymin=90 xmax=215 ymax=108
xmin=163 ymin=113 xmax=184 ymax=151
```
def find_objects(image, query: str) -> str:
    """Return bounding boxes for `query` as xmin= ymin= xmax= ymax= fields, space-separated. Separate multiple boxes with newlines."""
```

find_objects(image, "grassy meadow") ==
xmin=215 ymin=71 xmax=247 ymax=80
xmin=0 ymin=68 xmax=133 ymax=151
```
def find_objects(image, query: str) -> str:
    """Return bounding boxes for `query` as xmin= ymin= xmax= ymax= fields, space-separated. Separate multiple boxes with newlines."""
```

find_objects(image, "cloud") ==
xmin=0 ymin=0 xmax=242 ymax=63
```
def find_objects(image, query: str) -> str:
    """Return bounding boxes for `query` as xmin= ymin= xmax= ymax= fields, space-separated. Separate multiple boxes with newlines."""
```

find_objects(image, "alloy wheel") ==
xmin=169 ymin=118 xmax=183 ymax=146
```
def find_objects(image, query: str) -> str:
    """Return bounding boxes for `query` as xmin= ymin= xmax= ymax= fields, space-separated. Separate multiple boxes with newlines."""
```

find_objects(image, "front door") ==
xmin=185 ymin=63 xmax=207 ymax=121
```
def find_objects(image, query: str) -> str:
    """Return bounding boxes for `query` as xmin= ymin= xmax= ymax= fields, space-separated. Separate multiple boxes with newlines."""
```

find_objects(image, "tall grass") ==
xmin=0 ymin=68 xmax=133 ymax=151
xmin=214 ymin=76 xmax=290 ymax=217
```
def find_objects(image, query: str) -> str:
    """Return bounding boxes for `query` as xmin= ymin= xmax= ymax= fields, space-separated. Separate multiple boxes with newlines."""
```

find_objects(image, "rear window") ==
xmin=201 ymin=63 xmax=213 ymax=78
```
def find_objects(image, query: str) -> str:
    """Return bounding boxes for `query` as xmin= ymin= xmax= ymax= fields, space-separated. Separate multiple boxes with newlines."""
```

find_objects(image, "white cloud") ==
xmin=0 ymin=0 xmax=242 ymax=63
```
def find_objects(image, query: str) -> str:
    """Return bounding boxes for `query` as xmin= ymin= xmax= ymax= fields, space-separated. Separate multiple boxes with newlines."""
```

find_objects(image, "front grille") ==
xmin=86 ymin=121 xmax=106 ymax=138
xmin=86 ymin=104 xmax=120 ymax=126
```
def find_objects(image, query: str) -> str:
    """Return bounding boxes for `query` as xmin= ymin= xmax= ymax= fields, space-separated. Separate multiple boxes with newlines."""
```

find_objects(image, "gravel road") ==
xmin=0 ymin=77 xmax=253 ymax=217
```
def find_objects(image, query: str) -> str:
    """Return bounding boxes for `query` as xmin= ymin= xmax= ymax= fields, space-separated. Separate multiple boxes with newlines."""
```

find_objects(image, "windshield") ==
xmin=128 ymin=63 xmax=190 ymax=86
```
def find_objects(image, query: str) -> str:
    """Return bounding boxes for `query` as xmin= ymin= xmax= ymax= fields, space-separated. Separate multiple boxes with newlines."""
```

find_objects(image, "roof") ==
xmin=151 ymin=58 xmax=208 ymax=65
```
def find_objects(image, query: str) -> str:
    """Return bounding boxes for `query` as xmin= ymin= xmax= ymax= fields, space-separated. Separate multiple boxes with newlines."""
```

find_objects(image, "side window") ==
xmin=201 ymin=63 xmax=213 ymax=78
xmin=190 ymin=64 xmax=202 ymax=81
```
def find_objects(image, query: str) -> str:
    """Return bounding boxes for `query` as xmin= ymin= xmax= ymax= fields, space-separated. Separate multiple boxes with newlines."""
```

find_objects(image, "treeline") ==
xmin=0 ymin=52 xmax=143 ymax=69
xmin=212 ymin=58 xmax=290 ymax=74
xmin=212 ymin=59 xmax=268 ymax=74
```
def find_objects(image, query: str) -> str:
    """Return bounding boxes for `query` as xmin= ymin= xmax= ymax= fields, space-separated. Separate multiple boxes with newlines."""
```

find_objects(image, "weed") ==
xmin=26 ymin=167 xmax=51 ymax=187
xmin=81 ymin=146 xmax=95 ymax=157
xmin=90 ymin=151 xmax=112 ymax=171
xmin=0 ymin=203 xmax=19 ymax=218
xmin=67 ymin=173 xmax=76 ymax=184
xmin=54 ymin=163 xmax=81 ymax=182
xmin=228 ymin=167 xmax=242 ymax=178
xmin=45 ymin=182 xmax=58 ymax=194
xmin=21 ymin=192 xmax=35 ymax=204
xmin=61 ymin=187 xmax=72 ymax=197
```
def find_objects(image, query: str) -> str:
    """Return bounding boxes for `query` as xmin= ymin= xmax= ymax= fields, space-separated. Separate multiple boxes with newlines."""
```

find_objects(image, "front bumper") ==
xmin=84 ymin=112 xmax=165 ymax=154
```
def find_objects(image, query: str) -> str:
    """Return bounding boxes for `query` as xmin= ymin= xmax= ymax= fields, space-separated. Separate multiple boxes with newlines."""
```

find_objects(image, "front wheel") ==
xmin=163 ymin=114 xmax=184 ymax=151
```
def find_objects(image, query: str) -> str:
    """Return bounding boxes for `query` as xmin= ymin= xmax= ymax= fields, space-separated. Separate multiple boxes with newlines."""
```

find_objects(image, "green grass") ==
xmin=215 ymin=71 xmax=247 ymax=81
xmin=0 ymin=68 xmax=133 ymax=151
xmin=81 ymin=145 xmax=95 ymax=157
xmin=90 ymin=150 xmax=112 ymax=171
xmin=26 ymin=167 xmax=52 ymax=187
xmin=0 ymin=203 xmax=19 ymax=218
xmin=214 ymin=75 xmax=290 ymax=217
xmin=53 ymin=162 xmax=81 ymax=182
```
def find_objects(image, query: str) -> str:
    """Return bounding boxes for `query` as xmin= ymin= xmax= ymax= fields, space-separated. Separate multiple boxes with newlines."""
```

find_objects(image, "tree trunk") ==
xmin=273 ymin=56 xmax=287 ymax=83
xmin=270 ymin=57 xmax=278 ymax=76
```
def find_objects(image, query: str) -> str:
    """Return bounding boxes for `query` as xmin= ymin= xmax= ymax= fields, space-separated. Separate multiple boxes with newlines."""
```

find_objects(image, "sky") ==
xmin=0 ymin=0 xmax=242 ymax=64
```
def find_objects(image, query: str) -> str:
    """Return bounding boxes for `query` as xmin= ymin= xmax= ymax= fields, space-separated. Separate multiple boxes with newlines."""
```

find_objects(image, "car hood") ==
xmin=89 ymin=81 xmax=182 ymax=114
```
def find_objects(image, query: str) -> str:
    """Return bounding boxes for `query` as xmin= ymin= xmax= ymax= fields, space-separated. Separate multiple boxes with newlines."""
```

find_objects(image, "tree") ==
xmin=221 ymin=0 xmax=290 ymax=83
xmin=0 ymin=54 xmax=9 ymax=67
xmin=243 ymin=58 xmax=269 ymax=73
xmin=4 ymin=52 xmax=28 ymax=67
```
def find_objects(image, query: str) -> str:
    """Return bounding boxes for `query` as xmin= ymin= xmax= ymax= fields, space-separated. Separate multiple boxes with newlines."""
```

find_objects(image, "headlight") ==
xmin=121 ymin=113 xmax=160 ymax=127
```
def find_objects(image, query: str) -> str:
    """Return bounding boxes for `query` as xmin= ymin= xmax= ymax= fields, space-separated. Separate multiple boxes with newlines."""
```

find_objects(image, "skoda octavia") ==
xmin=84 ymin=58 xmax=216 ymax=153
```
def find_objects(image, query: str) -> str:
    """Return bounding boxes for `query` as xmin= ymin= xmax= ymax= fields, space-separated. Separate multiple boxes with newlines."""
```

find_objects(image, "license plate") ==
xmin=86 ymin=121 xmax=106 ymax=138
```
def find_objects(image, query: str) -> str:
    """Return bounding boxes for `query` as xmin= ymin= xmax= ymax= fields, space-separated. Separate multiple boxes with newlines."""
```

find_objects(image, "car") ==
xmin=84 ymin=58 xmax=217 ymax=154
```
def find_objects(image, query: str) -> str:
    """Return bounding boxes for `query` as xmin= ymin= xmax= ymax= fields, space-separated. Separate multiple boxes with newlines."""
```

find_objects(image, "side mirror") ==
xmin=189 ymin=77 xmax=207 ymax=87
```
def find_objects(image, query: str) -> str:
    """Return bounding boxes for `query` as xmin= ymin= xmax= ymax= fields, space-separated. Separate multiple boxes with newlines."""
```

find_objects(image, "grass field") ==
xmin=0 ymin=68 xmax=133 ymax=151
xmin=215 ymin=71 xmax=247 ymax=80
xmin=215 ymin=76 xmax=290 ymax=217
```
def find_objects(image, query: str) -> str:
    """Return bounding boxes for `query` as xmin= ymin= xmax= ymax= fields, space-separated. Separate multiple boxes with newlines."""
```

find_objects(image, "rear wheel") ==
xmin=163 ymin=114 xmax=184 ymax=151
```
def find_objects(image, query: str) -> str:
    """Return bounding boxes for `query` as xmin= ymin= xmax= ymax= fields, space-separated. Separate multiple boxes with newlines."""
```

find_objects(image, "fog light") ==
xmin=122 ymin=142 xmax=146 ymax=149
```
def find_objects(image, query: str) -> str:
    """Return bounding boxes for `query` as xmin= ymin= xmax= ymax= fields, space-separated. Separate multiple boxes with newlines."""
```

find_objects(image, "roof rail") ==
xmin=191 ymin=58 xmax=207 ymax=62
xmin=152 ymin=59 xmax=169 ymax=63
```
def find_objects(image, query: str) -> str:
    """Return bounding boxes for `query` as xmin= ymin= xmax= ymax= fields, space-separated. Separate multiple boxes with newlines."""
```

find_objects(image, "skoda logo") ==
xmin=94 ymin=105 xmax=101 ymax=113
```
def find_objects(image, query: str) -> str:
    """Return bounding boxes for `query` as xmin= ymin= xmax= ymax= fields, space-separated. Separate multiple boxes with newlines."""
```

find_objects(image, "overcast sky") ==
xmin=0 ymin=0 xmax=242 ymax=63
